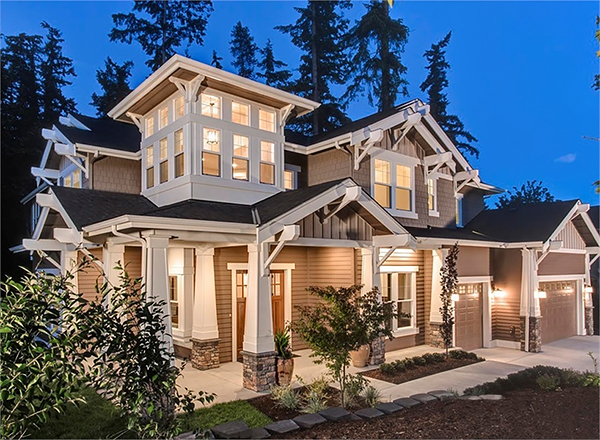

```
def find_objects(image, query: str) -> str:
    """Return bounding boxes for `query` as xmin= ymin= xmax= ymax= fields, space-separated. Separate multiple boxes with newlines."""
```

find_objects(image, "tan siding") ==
xmin=77 ymin=248 xmax=103 ymax=302
xmin=422 ymin=250 xmax=433 ymax=345
xmin=307 ymin=149 xmax=350 ymax=186
xmin=491 ymin=249 xmax=522 ymax=342
xmin=297 ymin=211 xmax=373 ymax=241
xmin=92 ymin=156 xmax=141 ymax=194
xmin=457 ymin=247 xmax=490 ymax=277
xmin=555 ymin=222 xmax=586 ymax=250
xmin=538 ymin=253 xmax=585 ymax=276
xmin=123 ymin=246 xmax=142 ymax=279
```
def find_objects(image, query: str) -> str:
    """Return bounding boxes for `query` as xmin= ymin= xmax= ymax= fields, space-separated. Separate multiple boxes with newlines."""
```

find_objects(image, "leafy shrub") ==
xmin=343 ymin=374 xmax=367 ymax=408
xmin=274 ymin=328 xmax=293 ymax=360
xmin=536 ymin=374 xmax=562 ymax=391
xmin=362 ymin=385 xmax=382 ymax=407
xmin=583 ymin=352 xmax=600 ymax=387
xmin=298 ymin=375 xmax=329 ymax=414
xmin=448 ymin=349 xmax=480 ymax=361
xmin=270 ymin=384 xmax=301 ymax=410
xmin=411 ymin=356 xmax=427 ymax=366
xmin=380 ymin=363 xmax=395 ymax=375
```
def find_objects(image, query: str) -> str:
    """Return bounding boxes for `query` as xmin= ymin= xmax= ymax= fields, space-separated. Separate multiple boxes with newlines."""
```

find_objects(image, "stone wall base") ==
xmin=242 ymin=351 xmax=277 ymax=392
xmin=585 ymin=307 xmax=594 ymax=336
xmin=429 ymin=322 xmax=450 ymax=349
xmin=520 ymin=316 xmax=542 ymax=352
xmin=368 ymin=337 xmax=386 ymax=365
xmin=191 ymin=338 xmax=220 ymax=370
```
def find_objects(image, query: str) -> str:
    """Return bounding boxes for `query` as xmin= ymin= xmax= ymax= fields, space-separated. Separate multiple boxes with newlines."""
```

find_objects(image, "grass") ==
xmin=179 ymin=400 xmax=272 ymax=433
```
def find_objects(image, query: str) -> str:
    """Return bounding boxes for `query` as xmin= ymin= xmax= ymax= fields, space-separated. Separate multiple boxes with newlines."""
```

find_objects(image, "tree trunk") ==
xmin=380 ymin=1 xmax=391 ymax=111
xmin=310 ymin=1 xmax=320 ymax=136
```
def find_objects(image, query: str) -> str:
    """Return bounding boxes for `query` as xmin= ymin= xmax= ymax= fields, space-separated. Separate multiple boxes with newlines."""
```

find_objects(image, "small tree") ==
xmin=292 ymin=284 xmax=396 ymax=407
xmin=440 ymin=244 xmax=459 ymax=356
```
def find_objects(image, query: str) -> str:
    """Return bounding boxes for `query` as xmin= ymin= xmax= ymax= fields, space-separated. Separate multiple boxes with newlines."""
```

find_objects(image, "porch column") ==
xmin=61 ymin=249 xmax=78 ymax=276
xmin=191 ymin=247 xmax=220 ymax=370
xmin=145 ymin=235 xmax=174 ymax=356
xmin=520 ymin=248 xmax=542 ymax=352
xmin=242 ymin=242 xmax=276 ymax=392
xmin=168 ymin=248 xmax=195 ymax=345
xmin=429 ymin=249 xmax=449 ymax=348
xmin=103 ymin=244 xmax=125 ymax=287
xmin=362 ymin=247 xmax=384 ymax=365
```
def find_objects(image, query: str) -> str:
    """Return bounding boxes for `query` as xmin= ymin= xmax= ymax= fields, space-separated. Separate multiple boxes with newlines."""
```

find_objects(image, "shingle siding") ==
xmin=92 ymin=156 xmax=141 ymax=194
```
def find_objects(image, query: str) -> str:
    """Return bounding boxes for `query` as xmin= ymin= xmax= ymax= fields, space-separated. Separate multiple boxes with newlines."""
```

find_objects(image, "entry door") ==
xmin=236 ymin=270 xmax=285 ymax=362
xmin=455 ymin=283 xmax=483 ymax=351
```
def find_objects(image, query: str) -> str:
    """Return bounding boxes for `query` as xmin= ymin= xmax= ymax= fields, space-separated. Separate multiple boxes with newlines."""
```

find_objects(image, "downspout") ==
xmin=111 ymin=225 xmax=147 ymax=283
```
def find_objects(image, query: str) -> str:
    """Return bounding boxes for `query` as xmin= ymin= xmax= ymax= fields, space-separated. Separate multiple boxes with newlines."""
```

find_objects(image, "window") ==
xmin=284 ymin=170 xmax=295 ymax=190
xmin=380 ymin=272 xmax=415 ymax=332
xmin=169 ymin=276 xmax=179 ymax=328
xmin=62 ymin=169 xmax=81 ymax=188
xmin=374 ymin=159 xmax=391 ymax=208
xmin=427 ymin=178 xmax=437 ymax=212
xmin=146 ymin=115 xmax=155 ymax=137
xmin=159 ymin=138 xmax=168 ymax=183
xmin=232 ymin=134 xmax=249 ymax=181
xmin=201 ymin=94 xmax=221 ymax=119
xmin=175 ymin=96 xmax=184 ymax=119
xmin=174 ymin=129 xmax=184 ymax=178
xmin=236 ymin=270 xmax=248 ymax=298
xmin=159 ymin=105 xmax=169 ymax=130
xmin=456 ymin=196 xmax=463 ymax=227
xmin=259 ymin=109 xmax=276 ymax=132
xmin=146 ymin=146 xmax=154 ymax=188
xmin=396 ymin=165 xmax=412 ymax=211
xmin=260 ymin=141 xmax=275 ymax=184
xmin=232 ymin=101 xmax=249 ymax=126
xmin=202 ymin=128 xmax=220 ymax=176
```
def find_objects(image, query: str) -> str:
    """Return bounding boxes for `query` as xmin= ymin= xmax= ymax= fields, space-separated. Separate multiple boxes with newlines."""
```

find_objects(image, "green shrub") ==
xmin=343 ymin=375 xmax=367 ymax=408
xmin=380 ymin=363 xmax=395 ymax=375
xmin=536 ymin=374 xmax=561 ymax=391
xmin=411 ymin=356 xmax=427 ymax=366
xmin=403 ymin=358 xmax=415 ymax=369
xmin=448 ymin=349 xmax=479 ymax=360
xmin=274 ymin=328 xmax=293 ymax=360
xmin=270 ymin=384 xmax=301 ymax=410
xmin=583 ymin=352 xmax=600 ymax=387
xmin=431 ymin=352 xmax=447 ymax=363
xmin=299 ymin=375 xmax=329 ymax=414
xmin=362 ymin=385 xmax=382 ymax=407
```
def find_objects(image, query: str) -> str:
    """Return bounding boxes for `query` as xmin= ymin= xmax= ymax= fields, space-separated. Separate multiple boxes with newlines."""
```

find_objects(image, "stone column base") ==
xmin=429 ymin=322 xmax=449 ymax=349
xmin=585 ymin=307 xmax=594 ymax=336
xmin=242 ymin=351 xmax=277 ymax=392
xmin=520 ymin=316 xmax=542 ymax=352
xmin=368 ymin=337 xmax=386 ymax=365
xmin=191 ymin=338 xmax=220 ymax=370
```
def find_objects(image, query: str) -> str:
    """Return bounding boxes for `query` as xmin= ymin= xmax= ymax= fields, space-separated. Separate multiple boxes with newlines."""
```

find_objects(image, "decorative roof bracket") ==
xmin=423 ymin=151 xmax=455 ymax=184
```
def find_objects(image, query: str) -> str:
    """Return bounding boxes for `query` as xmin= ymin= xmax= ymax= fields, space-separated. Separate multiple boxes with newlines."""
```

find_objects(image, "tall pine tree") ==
xmin=257 ymin=39 xmax=292 ymax=90
xmin=211 ymin=50 xmax=223 ymax=69
xmin=277 ymin=0 xmax=352 ymax=136
xmin=345 ymin=0 xmax=409 ymax=112
xmin=229 ymin=22 xmax=258 ymax=79
xmin=110 ymin=0 xmax=213 ymax=71
xmin=420 ymin=32 xmax=479 ymax=158
xmin=91 ymin=57 xmax=134 ymax=117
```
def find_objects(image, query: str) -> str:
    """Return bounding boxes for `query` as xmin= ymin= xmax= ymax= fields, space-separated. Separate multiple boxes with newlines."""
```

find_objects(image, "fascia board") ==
xmin=75 ymin=143 xmax=141 ymax=160
xmin=46 ymin=189 xmax=79 ymax=232
xmin=414 ymin=236 xmax=544 ymax=249
xmin=547 ymin=202 xmax=582 ymax=246
xmin=422 ymin=114 xmax=474 ymax=171
xmin=580 ymin=211 xmax=600 ymax=246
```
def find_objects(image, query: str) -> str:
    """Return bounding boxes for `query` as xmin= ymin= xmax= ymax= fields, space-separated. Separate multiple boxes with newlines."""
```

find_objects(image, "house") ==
xmin=17 ymin=55 xmax=600 ymax=391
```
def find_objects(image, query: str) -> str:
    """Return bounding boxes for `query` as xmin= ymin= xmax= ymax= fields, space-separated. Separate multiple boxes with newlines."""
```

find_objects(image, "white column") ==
xmin=145 ymin=235 xmax=173 ymax=353
xmin=244 ymin=243 xmax=275 ymax=353
xmin=430 ymin=249 xmax=448 ymax=323
xmin=61 ymin=249 xmax=78 ymax=275
xmin=192 ymin=247 xmax=219 ymax=340
xmin=361 ymin=247 xmax=381 ymax=293
xmin=520 ymin=248 xmax=541 ymax=318
xmin=103 ymin=244 xmax=125 ymax=287
xmin=182 ymin=248 xmax=195 ymax=340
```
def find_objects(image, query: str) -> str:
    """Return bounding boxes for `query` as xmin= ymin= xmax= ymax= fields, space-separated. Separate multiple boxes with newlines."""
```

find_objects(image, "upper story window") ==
xmin=372 ymin=154 xmax=417 ymax=218
xmin=232 ymin=134 xmax=249 ymax=181
xmin=202 ymin=128 xmax=221 ymax=177
xmin=174 ymin=129 xmax=184 ymax=178
xmin=175 ymin=96 xmax=184 ymax=119
xmin=284 ymin=170 xmax=295 ymax=190
xmin=259 ymin=109 xmax=276 ymax=133
xmin=456 ymin=195 xmax=463 ymax=227
xmin=427 ymin=178 xmax=438 ymax=214
xmin=63 ymin=169 xmax=81 ymax=188
xmin=159 ymin=105 xmax=169 ymax=130
xmin=396 ymin=165 xmax=412 ymax=211
xmin=159 ymin=138 xmax=168 ymax=183
xmin=146 ymin=146 xmax=155 ymax=189
xmin=201 ymin=94 xmax=221 ymax=119
xmin=232 ymin=101 xmax=250 ymax=126
xmin=260 ymin=140 xmax=275 ymax=185
xmin=146 ymin=115 xmax=155 ymax=137
xmin=374 ymin=159 xmax=391 ymax=208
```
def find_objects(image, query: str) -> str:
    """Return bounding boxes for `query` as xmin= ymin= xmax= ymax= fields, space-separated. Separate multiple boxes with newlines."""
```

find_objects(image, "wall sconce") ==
xmin=451 ymin=293 xmax=460 ymax=302
xmin=584 ymin=285 xmax=594 ymax=294
xmin=535 ymin=289 xmax=547 ymax=299
xmin=491 ymin=288 xmax=505 ymax=299
xmin=206 ymin=129 xmax=219 ymax=144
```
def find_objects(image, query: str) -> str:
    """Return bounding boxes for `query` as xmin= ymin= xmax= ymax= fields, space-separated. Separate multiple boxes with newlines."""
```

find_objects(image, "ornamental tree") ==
xmin=440 ymin=243 xmax=459 ymax=356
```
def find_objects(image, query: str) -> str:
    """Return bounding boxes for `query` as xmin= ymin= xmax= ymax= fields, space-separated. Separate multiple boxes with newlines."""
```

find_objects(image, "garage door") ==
xmin=539 ymin=281 xmax=577 ymax=344
xmin=455 ymin=283 xmax=483 ymax=351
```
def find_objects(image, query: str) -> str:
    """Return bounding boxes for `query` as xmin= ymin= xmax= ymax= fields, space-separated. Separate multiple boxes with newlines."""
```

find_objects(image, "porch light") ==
xmin=535 ymin=290 xmax=547 ymax=299
xmin=584 ymin=285 xmax=594 ymax=294
xmin=491 ymin=288 xmax=505 ymax=299
xmin=451 ymin=293 xmax=460 ymax=302
xmin=206 ymin=129 xmax=219 ymax=145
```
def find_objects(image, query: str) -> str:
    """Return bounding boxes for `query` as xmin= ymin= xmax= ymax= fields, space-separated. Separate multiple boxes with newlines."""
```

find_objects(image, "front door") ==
xmin=236 ymin=270 xmax=286 ymax=362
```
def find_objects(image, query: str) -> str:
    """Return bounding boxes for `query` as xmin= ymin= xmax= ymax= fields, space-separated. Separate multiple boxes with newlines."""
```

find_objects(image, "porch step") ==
xmin=211 ymin=420 xmax=249 ymax=439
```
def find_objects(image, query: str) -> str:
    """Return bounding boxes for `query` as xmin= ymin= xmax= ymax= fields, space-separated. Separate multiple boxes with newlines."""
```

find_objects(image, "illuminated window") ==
xmin=260 ymin=141 xmax=275 ymax=185
xmin=146 ymin=115 xmax=155 ymax=137
xmin=175 ymin=96 xmax=184 ymax=119
xmin=174 ymin=129 xmax=184 ymax=178
xmin=201 ymin=94 xmax=221 ymax=119
xmin=62 ymin=169 xmax=81 ymax=188
xmin=232 ymin=135 xmax=249 ymax=181
xmin=284 ymin=170 xmax=294 ymax=190
xmin=169 ymin=276 xmax=179 ymax=328
xmin=202 ymin=128 xmax=220 ymax=176
xmin=146 ymin=146 xmax=154 ymax=189
xmin=427 ymin=178 xmax=437 ymax=212
xmin=396 ymin=165 xmax=412 ymax=211
xmin=456 ymin=196 xmax=463 ymax=227
xmin=374 ymin=159 xmax=391 ymax=208
xmin=159 ymin=138 xmax=168 ymax=183
xmin=380 ymin=271 xmax=416 ymax=331
xmin=159 ymin=105 xmax=169 ymax=130
xmin=232 ymin=101 xmax=249 ymax=126
xmin=259 ymin=109 xmax=276 ymax=132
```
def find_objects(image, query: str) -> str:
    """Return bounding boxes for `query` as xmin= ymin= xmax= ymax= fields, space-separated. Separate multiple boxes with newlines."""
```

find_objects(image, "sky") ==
xmin=1 ymin=0 xmax=599 ymax=206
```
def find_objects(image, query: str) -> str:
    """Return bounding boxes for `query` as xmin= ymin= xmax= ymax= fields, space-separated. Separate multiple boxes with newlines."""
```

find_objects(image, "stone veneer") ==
xmin=520 ymin=316 xmax=542 ymax=352
xmin=191 ymin=338 xmax=220 ymax=370
xmin=585 ymin=307 xmax=594 ymax=336
xmin=242 ymin=351 xmax=277 ymax=392
xmin=429 ymin=322 xmax=447 ymax=349
xmin=368 ymin=337 xmax=386 ymax=365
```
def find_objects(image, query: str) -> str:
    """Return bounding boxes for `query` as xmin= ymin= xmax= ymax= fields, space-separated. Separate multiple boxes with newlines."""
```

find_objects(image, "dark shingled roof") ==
xmin=404 ymin=226 xmax=497 ymax=242
xmin=55 ymin=114 xmax=140 ymax=153
xmin=589 ymin=205 xmax=599 ymax=231
xmin=148 ymin=200 xmax=254 ymax=224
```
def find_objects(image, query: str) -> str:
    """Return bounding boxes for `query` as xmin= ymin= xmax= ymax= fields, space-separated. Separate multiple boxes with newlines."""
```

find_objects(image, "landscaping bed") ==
xmin=362 ymin=350 xmax=484 ymax=385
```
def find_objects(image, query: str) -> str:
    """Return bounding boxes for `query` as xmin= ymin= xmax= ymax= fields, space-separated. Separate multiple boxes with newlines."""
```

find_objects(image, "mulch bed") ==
xmin=247 ymin=386 xmax=365 ymax=421
xmin=362 ymin=357 xmax=482 ymax=385
xmin=273 ymin=387 xmax=600 ymax=439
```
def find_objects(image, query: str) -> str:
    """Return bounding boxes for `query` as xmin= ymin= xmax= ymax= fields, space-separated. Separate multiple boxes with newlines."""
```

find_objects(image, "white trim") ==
xmin=380 ymin=265 xmax=419 ymax=273
xmin=537 ymin=274 xmax=586 ymax=282
xmin=75 ymin=143 xmax=141 ymax=160
xmin=289 ymin=238 xmax=372 ymax=248
xmin=414 ymin=237 xmax=544 ymax=249
xmin=489 ymin=339 xmax=520 ymax=350
xmin=458 ymin=276 xmax=493 ymax=348
xmin=392 ymin=327 xmax=420 ymax=337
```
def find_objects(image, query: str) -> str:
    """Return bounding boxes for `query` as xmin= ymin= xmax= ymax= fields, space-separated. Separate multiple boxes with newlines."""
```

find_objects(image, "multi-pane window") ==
xmin=374 ymin=159 xmax=391 ymax=208
xmin=427 ymin=178 xmax=436 ymax=212
xmin=146 ymin=146 xmax=154 ymax=189
xmin=175 ymin=96 xmax=185 ymax=119
xmin=236 ymin=270 xmax=248 ymax=298
xmin=232 ymin=134 xmax=249 ymax=181
xmin=159 ymin=138 xmax=168 ymax=183
xmin=232 ymin=101 xmax=249 ymax=126
xmin=159 ymin=105 xmax=169 ymax=130
xmin=174 ymin=129 xmax=184 ymax=178
xmin=63 ymin=169 xmax=81 ymax=188
xmin=260 ymin=141 xmax=275 ymax=185
xmin=380 ymin=272 xmax=415 ymax=331
xmin=202 ymin=128 xmax=220 ymax=176
xmin=456 ymin=197 xmax=463 ymax=227
xmin=259 ymin=109 xmax=276 ymax=132
xmin=284 ymin=170 xmax=295 ymax=190
xmin=396 ymin=165 xmax=412 ymax=211
xmin=146 ymin=115 xmax=155 ymax=137
xmin=169 ymin=276 xmax=179 ymax=328
xmin=201 ymin=94 xmax=221 ymax=118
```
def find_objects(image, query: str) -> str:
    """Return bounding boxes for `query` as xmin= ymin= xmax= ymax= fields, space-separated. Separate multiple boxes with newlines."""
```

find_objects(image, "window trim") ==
xmin=232 ymin=134 xmax=250 ymax=181
xmin=174 ymin=128 xmax=185 ymax=179
xmin=258 ymin=108 xmax=276 ymax=133
xmin=231 ymin=101 xmax=250 ymax=126
xmin=159 ymin=137 xmax=169 ymax=184
xmin=145 ymin=145 xmax=155 ymax=189
xmin=379 ymin=267 xmax=418 ymax=334
xmin=259 ymin=140 xmax=276 ymax=185
xmin=200 ymin=93 xmax=222 ymax=119
xmin=427 ymin=177 xmax=439 ymax=217
xmin=202 ymin=127 xmax=221 ymax=177
xmin=456 ymin=193 xmax=464 ymax=227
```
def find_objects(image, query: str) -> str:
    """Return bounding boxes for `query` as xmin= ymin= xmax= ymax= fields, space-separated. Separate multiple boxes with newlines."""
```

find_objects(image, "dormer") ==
xmin=109 ymin=55 xmax=319 ymax=206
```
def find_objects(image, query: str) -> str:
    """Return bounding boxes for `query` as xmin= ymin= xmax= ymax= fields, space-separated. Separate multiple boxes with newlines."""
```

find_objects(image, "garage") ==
xmin=539 ymin=281 xmax=577 ymax=344
xmin=455 ymin=283 xmax=483 ymax=350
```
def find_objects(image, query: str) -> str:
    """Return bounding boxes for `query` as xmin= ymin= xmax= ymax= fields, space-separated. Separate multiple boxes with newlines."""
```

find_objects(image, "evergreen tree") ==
xmin=110 ymin=0 xmax=213 ymax=71
xmin=277 ymin=0 xmax=352 ymax=136
xmin=211 ymin=50 xmax=223 ymax=69
xmin=594 ymin=16 xmax=599 ymax=90
xmin=257 ymin=39 xmax=292 ymax=90
xmin=495 ymin=180 xmax=556 ymax=209
xmin=91 ymin=57 xmax=134 ymax=117
xmin=420 ymin=32 xmax=479 ymax=158
xmin=229 ymin=22 xmax=258 ymax=79
xmin=345 ymin=0 xmax=409 ymax=112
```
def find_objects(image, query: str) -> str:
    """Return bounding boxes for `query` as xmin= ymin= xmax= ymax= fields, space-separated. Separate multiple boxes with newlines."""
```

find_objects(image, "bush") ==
xmin=411 ymin=356 xmax=427 ymax=366
xmin=343 ymin=374 xmax=367 ymax=408
xmin=448 ymin=349 xmax=480 ymax=361
xmin=536 ymin=374 xmax=561 ymax=391
xmin=298 ymin=375 xmax=329 ymax=414
xmin=362 ymin=385 xmax=382 ymax=407
xmin=378 ymin=350 xmax=483 ymax=377
xmin=271 ymin=384 xmax=301 ymax=410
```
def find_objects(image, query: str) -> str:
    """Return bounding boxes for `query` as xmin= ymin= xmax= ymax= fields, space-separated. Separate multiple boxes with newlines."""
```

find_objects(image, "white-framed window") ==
xmin=174 ymin=129 xmax=184 ymax=178
xmin=259 ymin=109 xmax=276 ymax=133
xmin=63 ymin=169 xmax=81 ymax=188
xmin=371 ymin=152 xmax=417 ymax=218
xmin=456 ymin=194 xmax=464 ymax=227
xmin=201 ymin=94 xmax=221 ymax=119
xmin=396 ymin=164 xmax=412 ymax=211
xmin=175 ymin=96 xmax=185 ymax=119
xmin=260 ymin=140 xmax=275 ymax=185
xmin=159 ymin=105 xmax=169 ymax=130
xmin=146 ymin=115 xmax=155 ymax=137
xmin=232 ymin=101 xmax=250 ymax=126
xmin=284 ymin=164 xmax=301 ymax=190
xmin=380 ymin=271 xmax=417 ymax=332
xmin=232 ymin=134 xmax=249 ymax=181
xmin=427 ymin=178 xmax=438 ymax=214
xmin=159 ymin=138 xmax=168 ymax=183
xmin=202 ymin=128 xmax=221 ymax=177
xmin=146 ymin=146 xmax=155 ymax=189
xmin=169 ymin=275 xmax=179 ymax=328
xmin=374 ymin=159 xmax=391 ymax=208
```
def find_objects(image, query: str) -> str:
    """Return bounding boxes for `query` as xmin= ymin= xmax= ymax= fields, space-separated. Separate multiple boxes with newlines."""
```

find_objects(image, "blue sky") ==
xmin=2 ymin=1 xmax=599 ymax=205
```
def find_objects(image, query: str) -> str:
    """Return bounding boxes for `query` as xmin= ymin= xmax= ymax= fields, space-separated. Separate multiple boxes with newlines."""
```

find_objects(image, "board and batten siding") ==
xmin=490 ymin=248 xmax=522 ymax=343
xmin=296 ymin=210 xmax=373 ymax=241
xmin=555 ymin=221 xmax=586 ymax=250
xmin=76 ymin=248 xmax=103 ymax=302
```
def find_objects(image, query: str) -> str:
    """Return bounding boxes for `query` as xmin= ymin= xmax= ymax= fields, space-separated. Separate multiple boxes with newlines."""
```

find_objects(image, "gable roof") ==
xmin=55 ymin=114 xmax=140 ymax=153
xmin=588 ymin=205 xmax=599 ymax=231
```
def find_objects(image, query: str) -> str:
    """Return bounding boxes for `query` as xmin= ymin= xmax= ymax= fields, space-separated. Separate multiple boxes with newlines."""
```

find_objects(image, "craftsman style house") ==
xmin=18 ymin=55 xmax=599 ymax=391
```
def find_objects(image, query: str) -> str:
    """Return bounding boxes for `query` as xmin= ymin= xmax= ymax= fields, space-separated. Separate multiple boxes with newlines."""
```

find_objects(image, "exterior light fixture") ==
xmin=584 ymin=285 xmax=594 ymax=294
xmin=206 ymin=130 xmax=219 ymax=145
xmin=535 ymin=290 xmax=547 ymax=299
xmin=451 ymin=293 xmax=460 ymax=302
xmin=491 ymin=288 xmax=505 ymax=299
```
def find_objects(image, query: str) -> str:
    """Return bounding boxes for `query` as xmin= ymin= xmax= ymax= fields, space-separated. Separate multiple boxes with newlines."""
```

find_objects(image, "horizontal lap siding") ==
xmin=423 ymin=250 xmax=433 ymax=345
xmin=77 ymin=248 xmax=103 ymax=302
xmin=491 ymin=249 xmax=522 ymax=342
xmin=538 ymin=253 xmax=585 ymax=276
xmin=123 ymin=247 xmax=142 ymax=280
